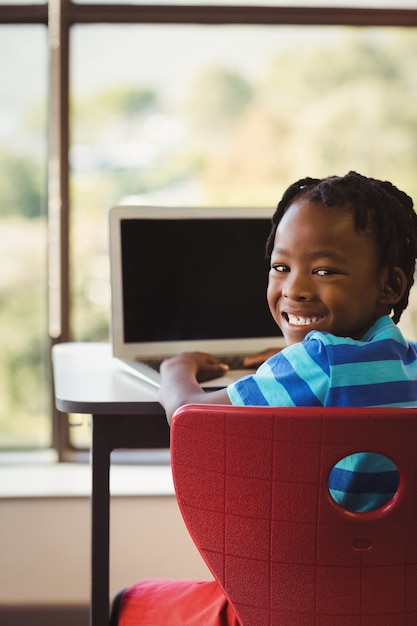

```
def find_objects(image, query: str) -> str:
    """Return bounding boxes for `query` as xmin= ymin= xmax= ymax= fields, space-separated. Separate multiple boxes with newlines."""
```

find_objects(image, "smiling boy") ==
xmin=117 ymin=172 xmax=417 ymax=625
xmin=159 ymin=172 xmax=417 ymax=422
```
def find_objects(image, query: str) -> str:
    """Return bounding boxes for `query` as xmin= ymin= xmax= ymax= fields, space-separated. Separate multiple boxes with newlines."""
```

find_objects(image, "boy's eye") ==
xmin=271 ymin=263 xmax=289 ymax=273
xmin=315 ymin=268 xmax=337 ymax=276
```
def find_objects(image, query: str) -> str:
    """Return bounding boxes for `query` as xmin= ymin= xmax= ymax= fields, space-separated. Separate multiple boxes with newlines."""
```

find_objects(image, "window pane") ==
xmin=70 ymin=23 xmax=417 ymax=445
xmin=0 ymin=25 xmax=49 ymax=448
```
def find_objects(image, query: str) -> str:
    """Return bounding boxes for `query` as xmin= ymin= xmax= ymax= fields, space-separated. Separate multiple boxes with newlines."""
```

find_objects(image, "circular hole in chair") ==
xmin=328 ymin=452 xmax=400 ymax=513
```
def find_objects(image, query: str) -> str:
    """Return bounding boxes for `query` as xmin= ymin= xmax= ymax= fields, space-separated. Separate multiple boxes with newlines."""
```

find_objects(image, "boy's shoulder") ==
xmin=265 ymin=316 xmax=417 ymax=374
xmin=303 ymin=315 xmax=409 ymax=348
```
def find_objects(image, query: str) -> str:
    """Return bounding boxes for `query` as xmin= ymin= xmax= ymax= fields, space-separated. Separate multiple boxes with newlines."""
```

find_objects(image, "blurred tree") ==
xmin=197 ymin=31 xmax=417 ymax=204
xmin=72 ymin=85 xmax=158 ymax=142
xmin=0 ymin=151 xmax=44 ymax=218
xmin=188 ymin=67 xmax=253 ymax=135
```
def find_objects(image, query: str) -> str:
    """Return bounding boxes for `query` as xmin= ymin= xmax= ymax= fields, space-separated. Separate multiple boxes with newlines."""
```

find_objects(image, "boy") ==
xmin=160 ymin=171 xmax=417 ymax=424
xmin=116 ymin=172 xmax=417 ymax=625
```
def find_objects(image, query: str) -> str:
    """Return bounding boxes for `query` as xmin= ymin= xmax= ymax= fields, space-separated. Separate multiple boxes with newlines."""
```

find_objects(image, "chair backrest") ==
xmin=171 ymin=404 xmax=417 ymax=626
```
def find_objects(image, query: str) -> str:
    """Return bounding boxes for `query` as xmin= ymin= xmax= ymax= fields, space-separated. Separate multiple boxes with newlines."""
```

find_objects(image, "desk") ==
xmin=52 ymin=342 xmax=169 ymax=626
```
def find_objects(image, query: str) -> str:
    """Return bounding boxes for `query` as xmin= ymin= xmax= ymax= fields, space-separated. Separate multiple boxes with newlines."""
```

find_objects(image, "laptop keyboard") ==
xmin=141 ymin=358 xmax=165 ymax=372
xmin=215 ymin=355 xmax=247 ymax=369
xmin=143 ymin=354 xmax=247 ymax=373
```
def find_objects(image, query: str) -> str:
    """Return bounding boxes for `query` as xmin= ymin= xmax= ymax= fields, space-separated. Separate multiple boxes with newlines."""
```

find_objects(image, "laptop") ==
xmin=109 ymin=205 xmax=285 ymax=388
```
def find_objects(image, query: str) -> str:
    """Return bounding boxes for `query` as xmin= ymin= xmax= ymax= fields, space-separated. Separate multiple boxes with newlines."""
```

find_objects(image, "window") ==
xmin=0 ymin=24 xmax=49 ymax=448
xmin=2 ymin=1 xmax=417 ymax=456
xmin=70 ymin=21 xmax=417 ymax=338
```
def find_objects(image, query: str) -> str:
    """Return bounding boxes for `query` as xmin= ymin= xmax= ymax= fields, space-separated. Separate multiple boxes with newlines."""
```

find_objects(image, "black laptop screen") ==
xmin=121 ymin=217 xmax=281 ymax=343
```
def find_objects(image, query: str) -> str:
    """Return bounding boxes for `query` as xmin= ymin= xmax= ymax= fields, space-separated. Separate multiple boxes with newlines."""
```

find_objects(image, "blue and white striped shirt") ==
xmin=227 ymin=316 xmax=417 ymax=512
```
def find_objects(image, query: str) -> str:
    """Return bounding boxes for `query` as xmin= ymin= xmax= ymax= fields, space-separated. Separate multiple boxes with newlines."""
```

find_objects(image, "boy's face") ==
xmin=267 ymin=198 xmax=394 ymax=346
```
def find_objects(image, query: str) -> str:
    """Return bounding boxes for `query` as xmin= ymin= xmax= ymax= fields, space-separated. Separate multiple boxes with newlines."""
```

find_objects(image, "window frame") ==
xmin=1 ymin=0 xmax=416 ymax=459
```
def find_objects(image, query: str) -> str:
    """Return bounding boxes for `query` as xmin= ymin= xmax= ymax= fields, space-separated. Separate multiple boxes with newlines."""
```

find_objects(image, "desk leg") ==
xmin=90 ymin=414 xmax=112 ymax=626
xmin=88 ymin=411 xmax=169 ymax=626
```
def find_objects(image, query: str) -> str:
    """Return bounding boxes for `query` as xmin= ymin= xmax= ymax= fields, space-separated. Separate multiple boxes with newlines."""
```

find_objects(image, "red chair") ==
xmin=112 ymin=404 xmax=417 ymax=625
xmin=170 ymin=404 xmax=417 ymax=626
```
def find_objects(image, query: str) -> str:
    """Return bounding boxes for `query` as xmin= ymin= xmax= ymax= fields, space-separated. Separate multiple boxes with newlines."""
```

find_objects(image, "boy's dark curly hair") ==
xmin=265 ymin=171 xmax=417 ymax=323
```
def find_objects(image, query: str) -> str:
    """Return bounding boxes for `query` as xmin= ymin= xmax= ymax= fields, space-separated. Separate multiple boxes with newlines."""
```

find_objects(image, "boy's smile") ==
xmin=268 ymin=199 xmax=394 ymax=346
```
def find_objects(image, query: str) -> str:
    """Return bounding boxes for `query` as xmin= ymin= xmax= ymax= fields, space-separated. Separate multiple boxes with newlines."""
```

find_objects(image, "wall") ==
xmin=0 ymin=469 xmax=212 ymax=625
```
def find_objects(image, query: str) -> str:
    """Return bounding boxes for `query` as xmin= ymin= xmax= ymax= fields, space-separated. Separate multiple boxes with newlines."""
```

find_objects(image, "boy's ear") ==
xmin=379 ymin=266 xmax=407 ymax=305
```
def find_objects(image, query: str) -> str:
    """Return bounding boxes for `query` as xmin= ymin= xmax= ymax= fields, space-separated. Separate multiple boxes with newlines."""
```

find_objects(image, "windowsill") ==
xmin=0 ymin=451 xmax=174 ymax=498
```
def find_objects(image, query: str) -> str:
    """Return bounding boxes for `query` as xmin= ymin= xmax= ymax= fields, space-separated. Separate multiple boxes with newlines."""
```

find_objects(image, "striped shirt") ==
xmin=228 ymin=316 xmax=417 ymax=408
xmin=227 ymin=315 xmax=417 ymax=512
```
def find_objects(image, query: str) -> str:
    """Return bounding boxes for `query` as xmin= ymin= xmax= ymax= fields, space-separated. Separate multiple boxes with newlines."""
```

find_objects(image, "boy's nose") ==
xmin=282 ymin=273 xmax=314 ymax=301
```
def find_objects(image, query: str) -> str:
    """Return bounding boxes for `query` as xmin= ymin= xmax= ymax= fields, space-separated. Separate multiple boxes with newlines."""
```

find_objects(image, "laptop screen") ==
xmin=109 ymin=205 xmax=282 ymax=360
xmin=110 ymin=206 xmax=283 ymax=359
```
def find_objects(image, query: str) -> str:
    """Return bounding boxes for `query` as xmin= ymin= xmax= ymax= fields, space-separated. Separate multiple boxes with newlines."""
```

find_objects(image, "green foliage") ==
xmin=0 ymin=151 xmax=45 ymax=218
xmin=0 ymin=217 xmax=49 ymax=446
xmin=107 ymin=87 xmax=157 ymax=116
xmin=71 ymin=85 xmax=158 ymax=141
xmin=197 ymin=30 xmax=417 ymax=204
xmin=188 ymin=67 xmax=253 ymax=132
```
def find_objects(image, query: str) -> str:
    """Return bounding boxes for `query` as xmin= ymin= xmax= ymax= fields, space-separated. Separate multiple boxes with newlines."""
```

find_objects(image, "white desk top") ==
xmin=52 ymin=342 xmax=161 ymax=415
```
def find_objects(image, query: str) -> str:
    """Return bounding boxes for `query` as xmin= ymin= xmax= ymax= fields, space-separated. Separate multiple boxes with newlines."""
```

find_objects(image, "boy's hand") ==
xmin=159 ymin=352 xmax=232 ymax=424
xmin=243 ymin=347 xmax=282 ymax=369
xmin=160 ymin=351 xmax=229 ymax=383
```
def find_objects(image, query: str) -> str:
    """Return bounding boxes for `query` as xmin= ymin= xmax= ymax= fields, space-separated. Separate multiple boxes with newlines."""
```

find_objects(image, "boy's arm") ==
xmin=159 ymin=352 xmax=231 ymax=425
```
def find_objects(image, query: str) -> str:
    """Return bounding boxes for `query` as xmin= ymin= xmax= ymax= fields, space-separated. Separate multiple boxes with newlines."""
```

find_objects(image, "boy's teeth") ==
xmin=287 ymin=314 xmax=321 ymax=326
